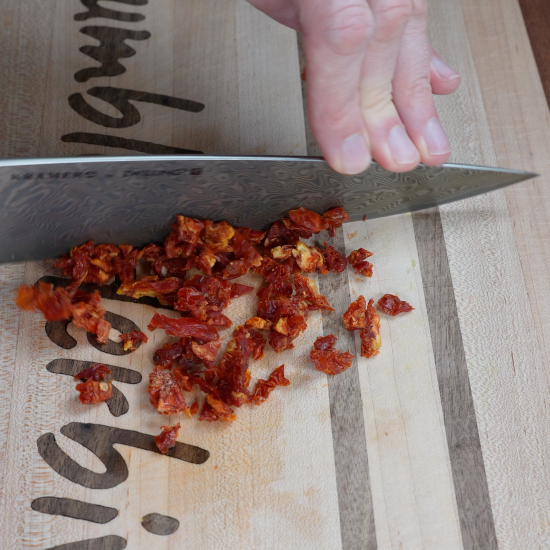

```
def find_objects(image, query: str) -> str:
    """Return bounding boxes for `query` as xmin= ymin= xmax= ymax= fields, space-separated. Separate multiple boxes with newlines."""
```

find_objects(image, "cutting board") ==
xmin=2 ymin=1 xmax=550 ymax=549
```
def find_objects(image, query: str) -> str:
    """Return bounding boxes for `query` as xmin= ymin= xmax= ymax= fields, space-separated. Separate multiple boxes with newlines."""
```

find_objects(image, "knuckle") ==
xmin=372 ymin=0 xmax=412 ymax=39
xmin=324 ymin=3 xmax=374 ymax=55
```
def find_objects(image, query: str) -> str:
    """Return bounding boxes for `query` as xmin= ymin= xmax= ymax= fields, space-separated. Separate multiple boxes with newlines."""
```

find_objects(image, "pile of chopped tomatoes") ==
xmin=16 ymin=205 xmax=415 ymax=449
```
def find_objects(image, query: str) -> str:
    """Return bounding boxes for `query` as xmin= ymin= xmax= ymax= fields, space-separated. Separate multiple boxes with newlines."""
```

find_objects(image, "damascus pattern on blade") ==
xmin=0 ymin=157 xmax=534 ymax=263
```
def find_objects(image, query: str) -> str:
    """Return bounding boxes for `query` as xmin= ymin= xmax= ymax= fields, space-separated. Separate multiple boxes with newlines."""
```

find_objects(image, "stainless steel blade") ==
xmin=0 ymin=155 xmax=537 ymax=263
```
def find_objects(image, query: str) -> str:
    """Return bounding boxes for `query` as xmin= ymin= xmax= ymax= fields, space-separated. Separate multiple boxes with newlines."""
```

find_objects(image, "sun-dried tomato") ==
xmin=74 ymin=363 xmax=112 ymax=381
xmin=119 ymin=330 xmax=148 ymax=351
xmin=233 ymin=231 xmax=262 ymax=268
xmin=148 ymin=366 xmax=188 ymax=415
xmin=204 ymin=220 xmax=235 ymax=253
xmin=175 ymin=274 xmax=232 ymax=322
xmin=250 ymin=365 xmax=290 ymax=405
xmin=348 ymin=248 xmax=374 ymax=277
xmin=268 ymin=331 xmax=293 ymax=352
xmin=191 ymin=340 xmax=222 ymax=363
xmin=117 ymin=276 xmax=182 ymax=305
xmin=378 ymin=294 xmax=414 ymax=316
xmin=155 ymin=423 xmax=181 ymax=454
xmin=76 ymin=379 xmax=113 ymax=404
xmin=153 ymin=339 xmax=187 ymax=368
xmin=202 ymin=395 xmax=236 ymax=422
xmin=230 ymin=283 xmax=254 ymax=299
xmin=113 ymin=244 xmax=140 ymax=284
xmin=264 ymin=220 xmax=299 ymax=248
xmin=70 ymin=290 xmax=111 ymax=344
xmin=343 ymin=295 xmax=367 ymax=330
xmin=292 ymin=242 xmax=325 ymax=273
xmin=16 ymin=282 xmax=72 ymax=321
xmin=360 ymin=299 xmax=382 ymax=358
xmin=234 ymin=227 xmax=266 ymax=245
xmin=313 ymin=334 xmax=337 ymax=351
xmin=255 ymin=257 xmax=293 ymax=296
xmin=289 ymin=207 xmax=328 ymax=233
xmin=188 ymin=401 xmax=200 ymax=416
xmin=164 ymin=215 xmax=204 ymax=259
xmin=294 ymin=274 xmax=334 ymax=312
xmin=322 ymin=242 xmax=347 ymax=273
xmin=310 ymin=335 xmax=354 ymax=375
xmin=245 ymin=317 xmax=272 ymax=330
xmin=148 ymin=312 xmax=219 ymax=341
xmin=56 ymin=242 xmax=140 ymax=290
xmin=324 ymin=207 xmax=350 ymax=237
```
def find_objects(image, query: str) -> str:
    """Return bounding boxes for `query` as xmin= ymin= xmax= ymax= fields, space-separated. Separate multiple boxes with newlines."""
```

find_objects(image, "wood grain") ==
xmin=2 ymin=0 xmax=550 ymax=547
xmin=430 ymin=0 xmax=550 ymax=547
xmin=412 ymin=208 xmax=497 ymax=550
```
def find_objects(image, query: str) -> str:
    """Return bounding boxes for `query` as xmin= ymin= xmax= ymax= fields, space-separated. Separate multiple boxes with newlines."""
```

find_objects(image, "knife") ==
xmin=0 ymin=155 xmax=536 ymax=264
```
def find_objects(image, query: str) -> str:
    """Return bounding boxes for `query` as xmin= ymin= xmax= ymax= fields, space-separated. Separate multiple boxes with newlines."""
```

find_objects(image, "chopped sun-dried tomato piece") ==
xmin=188 ymin=401 xmax=200 ymax=416
xmin=16 ymin=282 xmax=72 ymax=321
xmin=264 ymin=220 xmax=299 ymax=248
xmin=202 ymin=395 xmax=236 ymax=422
xmin=74 ymin=363 xmax=112 ymax=381
xmin=324 ymin=207 xmax=350 ymax=237
xmin=313 ymin=334 xmax=337 ymax=351
xmin=148 ymin=366 xmax=188 ymax=415
xmin=268 ymin=331 xmax=294 ymax=353
xmin=119 ymin=330 xmax=148 ymax=351
xmin=164 ymin=215 xmax=204 ymax=259
xmin=343 ymin=295 xmax=367 ymax=330
xmin=292 ymin=242 xmax=325 ymax=273
xmin=377 ymin=294 xmax=414 ymax=316
xmin=294 ymin=274 xmax=334 ymax=312
xmin=360 ymin=299 xmax=382 ymax=358
xmin=148 ymin=312 xmax=219 ymax=341
xmin=310 ymin=335 xmax=354 ymax=375
xmin=71 ymin=290 xmax=111 ymax=344
xmin=155 ymin=423 xmax=181 ymax=454
xmin=322 ymin=242 xmax=348 ymax=273
xmin=76 ymin=380 xmax=113 ymax=404
xmin=230 ymin=283 xmax=254 ymax=298
xmin=348 ymin=248 xmax=374 ymax=277
xmin=255 ymin=257 xmax=293 ymax=296
xmin=117 ymin=276 xmax=182 ymax=305
xmin=250 ymin=365 xmax=290 ymax=405
xmin=191 ymin=340 xmax=222 ymax=363
xmin=234 ymin=227 xmax=266 ymax=245
xmin=245 ymin=317 xmax=272 ymax=330
xmin=288 ymin=207 xmax=328 ymax=233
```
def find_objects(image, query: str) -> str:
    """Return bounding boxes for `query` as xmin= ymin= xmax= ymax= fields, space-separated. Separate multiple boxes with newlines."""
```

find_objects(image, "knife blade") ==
xmin=0 ymin=155 xmax=536 ymax=264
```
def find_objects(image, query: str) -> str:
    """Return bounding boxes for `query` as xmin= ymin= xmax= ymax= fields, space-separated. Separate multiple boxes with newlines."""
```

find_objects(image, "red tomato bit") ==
xmin=310 ymin=335 xmax=354 ymax=375
xmin=343 ymin=295 xmax=367 ymax=331
xmin=76 ymin=380 xmax=113 ymax=404
xmin=75 ymin=363 xmax=112 ymax=381
xmin=155 ymin=423 xmax=181 ymax=454
xmin=378 ymin=294 xmax=414 ymax=316
xmin=360 ymin=299 xmax=382 ymax=358
xmin=250 ymin=365 xmax=290 ymax=405
xmin=119 ymin=330 xmax=148 ymax=351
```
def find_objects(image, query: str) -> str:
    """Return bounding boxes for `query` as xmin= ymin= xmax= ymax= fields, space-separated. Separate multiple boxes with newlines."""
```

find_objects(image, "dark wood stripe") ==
xmin=412 ymin=208 xmax=498 ymax=550
xmin=517 ymin=0 xmax=550 ymax=109
xmin=298 ymin=34 xmax=377 ymax=550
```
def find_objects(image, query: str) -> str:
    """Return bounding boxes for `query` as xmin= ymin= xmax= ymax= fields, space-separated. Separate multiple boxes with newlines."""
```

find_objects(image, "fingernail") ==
xmin=341 ymin=133 xmax=370 ymax=174
xmin=431 ymin=57 xmax=460 ymax=82
xmin=424 ymin=118 xmax=451 ymax=156
xmin=388 ymin=125 xmax=419 ymax=165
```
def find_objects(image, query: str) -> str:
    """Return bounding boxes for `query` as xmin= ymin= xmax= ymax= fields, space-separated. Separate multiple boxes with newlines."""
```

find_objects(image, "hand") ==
xmin=247 ymin=0 xmax=461 ymax=174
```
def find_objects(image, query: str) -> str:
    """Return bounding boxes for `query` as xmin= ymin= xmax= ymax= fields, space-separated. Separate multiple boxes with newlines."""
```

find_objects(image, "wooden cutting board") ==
xmin=2 ymin=1 xmax=550 ymax=548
